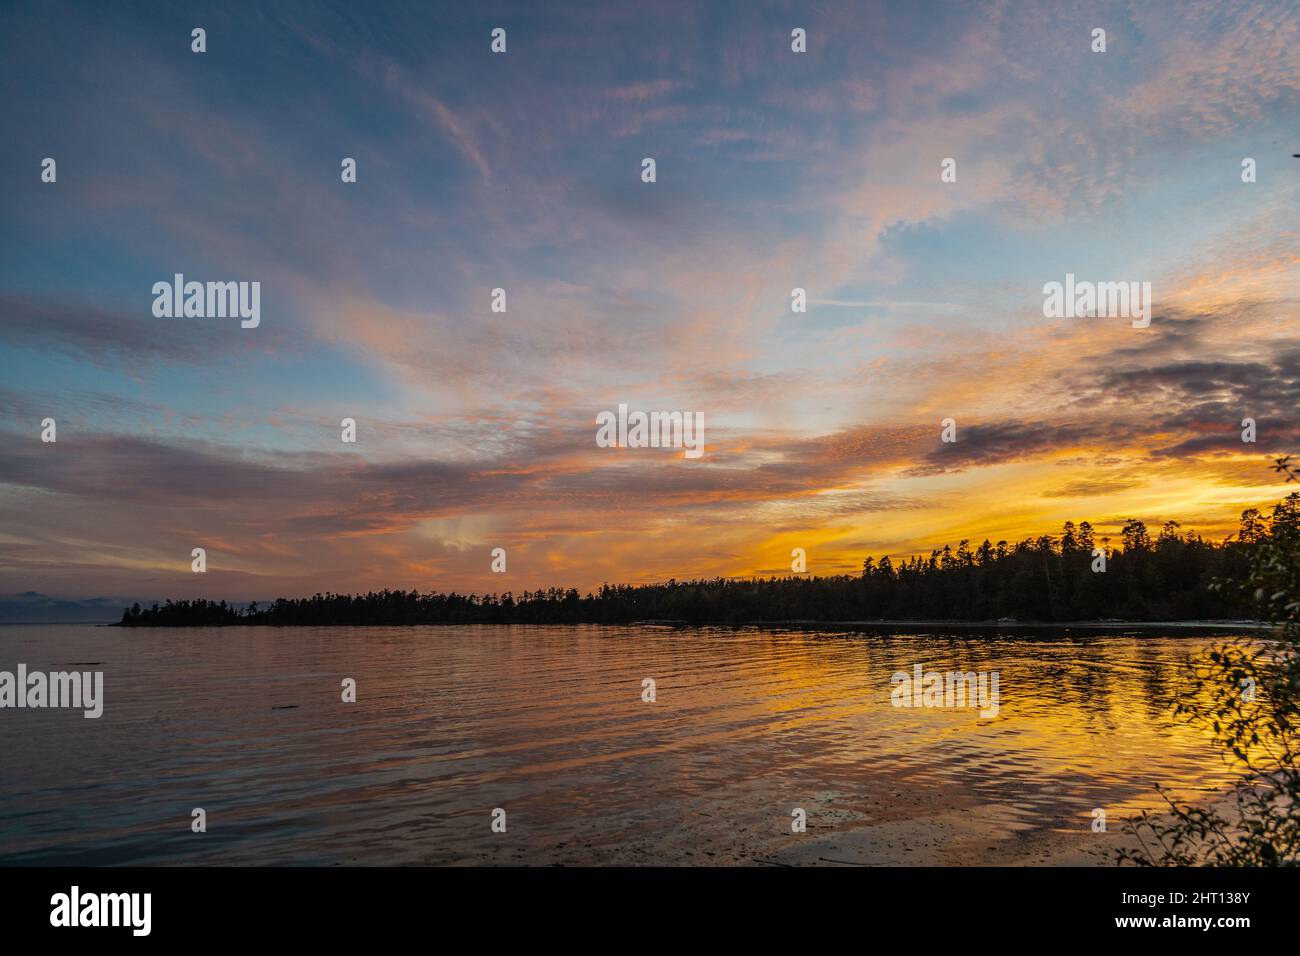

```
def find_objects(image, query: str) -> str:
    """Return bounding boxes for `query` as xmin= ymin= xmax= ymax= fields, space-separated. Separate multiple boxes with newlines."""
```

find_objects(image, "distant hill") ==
xmin=0 ymin=592 xmax=138 ymax=624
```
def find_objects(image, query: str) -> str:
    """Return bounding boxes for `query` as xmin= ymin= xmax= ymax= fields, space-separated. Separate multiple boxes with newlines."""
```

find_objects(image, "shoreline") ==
xmin=91 ymin=618 xmax=1279 ymax=634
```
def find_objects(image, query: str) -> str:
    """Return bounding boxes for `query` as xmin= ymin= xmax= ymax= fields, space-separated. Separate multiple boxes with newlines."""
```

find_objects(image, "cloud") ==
xmin=0 ymin=293 xmax=284 ymax=365
xmin=3 ymin=0 xmax=1299 ymax=598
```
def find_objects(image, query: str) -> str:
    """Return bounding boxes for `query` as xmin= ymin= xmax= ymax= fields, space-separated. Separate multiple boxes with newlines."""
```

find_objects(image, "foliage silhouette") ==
xmin=1121 ymin=459 xmax=1300 ymax=865
xmin=117 ymin=506 xmax=1288 ymax=627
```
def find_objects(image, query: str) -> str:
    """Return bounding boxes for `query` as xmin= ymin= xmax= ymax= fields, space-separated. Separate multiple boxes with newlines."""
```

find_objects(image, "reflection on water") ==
xmin=0 ymin=624 xmax=1257 ymax=865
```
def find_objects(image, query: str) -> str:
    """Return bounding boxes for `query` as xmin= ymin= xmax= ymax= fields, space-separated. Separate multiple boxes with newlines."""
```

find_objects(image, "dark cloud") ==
xmin=905 ymin=420 xmax=1125 ymax=476
xmin=1095 ymin=348 xmax=1300 ymax=456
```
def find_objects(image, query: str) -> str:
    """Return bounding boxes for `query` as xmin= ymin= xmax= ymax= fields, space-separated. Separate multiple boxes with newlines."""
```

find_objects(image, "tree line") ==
xmin=117 ymin=496 xmax=1300 ymax=627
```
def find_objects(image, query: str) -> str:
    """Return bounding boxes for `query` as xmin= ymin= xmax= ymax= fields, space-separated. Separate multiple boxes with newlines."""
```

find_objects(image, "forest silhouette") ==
xmin=117 ymin=497 xmax=1298 ymax=627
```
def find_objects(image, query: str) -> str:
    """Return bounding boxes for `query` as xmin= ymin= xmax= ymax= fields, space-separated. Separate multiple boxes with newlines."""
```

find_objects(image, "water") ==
xmin=0 ymin=624 xmax=1254 ymax=865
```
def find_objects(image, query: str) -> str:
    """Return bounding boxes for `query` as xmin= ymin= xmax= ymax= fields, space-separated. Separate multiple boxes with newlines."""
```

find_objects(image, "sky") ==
xmin=1 ymin=0 xmax=1298 ymax=603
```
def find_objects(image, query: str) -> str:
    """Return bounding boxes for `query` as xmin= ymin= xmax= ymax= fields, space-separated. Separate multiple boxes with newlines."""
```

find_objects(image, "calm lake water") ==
xmin=0 ymin=624 xmax=1255 ymax=865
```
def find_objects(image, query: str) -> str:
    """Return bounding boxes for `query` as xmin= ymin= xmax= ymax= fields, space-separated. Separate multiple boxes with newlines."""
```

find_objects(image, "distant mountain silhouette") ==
xmin=0 ymin=592 xmax=136 ymax=624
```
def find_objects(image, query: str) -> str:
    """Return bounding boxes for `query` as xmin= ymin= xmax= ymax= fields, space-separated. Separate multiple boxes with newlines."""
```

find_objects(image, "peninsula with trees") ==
xmin=116 ymin=497 xmax=1297 ymax=628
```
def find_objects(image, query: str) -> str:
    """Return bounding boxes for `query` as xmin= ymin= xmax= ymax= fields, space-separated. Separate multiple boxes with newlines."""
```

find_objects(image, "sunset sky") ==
xmin=2 ymin=0 xmax=1298 ymax=603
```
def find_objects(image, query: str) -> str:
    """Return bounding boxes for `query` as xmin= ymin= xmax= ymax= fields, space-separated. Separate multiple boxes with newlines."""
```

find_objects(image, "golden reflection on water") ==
xmin=0 ymin=624 xmax=1267 ymax=865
